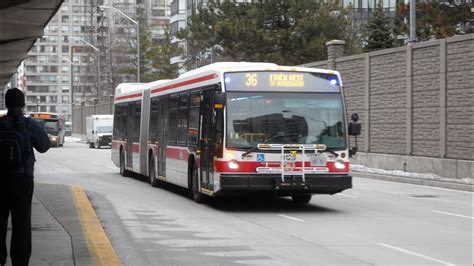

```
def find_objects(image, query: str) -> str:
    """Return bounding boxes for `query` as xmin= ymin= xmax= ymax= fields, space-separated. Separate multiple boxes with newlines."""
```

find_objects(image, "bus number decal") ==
xmin=245 ymin=73 xmax=258 ymax=87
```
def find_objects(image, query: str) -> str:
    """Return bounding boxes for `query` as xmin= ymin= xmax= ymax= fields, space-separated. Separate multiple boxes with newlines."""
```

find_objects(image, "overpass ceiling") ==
xmin=0 ymin=0 xmax=63 ymax=86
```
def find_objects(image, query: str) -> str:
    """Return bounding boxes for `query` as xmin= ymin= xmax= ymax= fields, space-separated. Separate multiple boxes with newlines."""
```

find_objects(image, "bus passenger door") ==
xmin=157 ymin=98 xmax=168 ymax=177
xmin=199 ymin=90 xmax=215 ymax=190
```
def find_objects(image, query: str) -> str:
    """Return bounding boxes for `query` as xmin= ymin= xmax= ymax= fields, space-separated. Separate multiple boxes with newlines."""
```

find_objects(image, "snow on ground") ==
xmin=351 ymin=164 xmax=472 ymax=185
xmin=65 ymin=136 xmax=82 ymax=143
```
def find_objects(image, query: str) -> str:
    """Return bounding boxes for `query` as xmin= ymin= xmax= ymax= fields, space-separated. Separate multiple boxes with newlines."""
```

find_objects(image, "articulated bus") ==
xmin=112 ymin=62 xmax=360 ymax=203
xmin=30 ymin=112 xmax=66 ymax=147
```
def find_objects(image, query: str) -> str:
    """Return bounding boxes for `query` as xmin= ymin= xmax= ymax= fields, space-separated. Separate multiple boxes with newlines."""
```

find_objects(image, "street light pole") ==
xmin=137 ymin=22 xmax=140 ymax=82
xmin=410 ymin=0 xmax=416 ymax=42
xmin=70 ymin=37 xmax=101 ymax=101
xmin=98 ymin=5 xmax=140 ymax=82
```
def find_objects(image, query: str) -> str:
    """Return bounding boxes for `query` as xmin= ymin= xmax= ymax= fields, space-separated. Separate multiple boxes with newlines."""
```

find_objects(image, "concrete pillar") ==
xmin=326 ymin=40 xmax=345 ymax=69
xmin=406 ymin=44 xmax=413 ymax=155
xmin=364 ymin=53 xmax=370 ymax=152
xmin=439 ymin=39 xmax=447 ymax=158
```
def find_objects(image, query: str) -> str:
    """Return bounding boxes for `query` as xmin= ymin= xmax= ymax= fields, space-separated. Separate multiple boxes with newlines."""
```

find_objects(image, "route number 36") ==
xmin=245 ymin=73 xmax=258 ymax=87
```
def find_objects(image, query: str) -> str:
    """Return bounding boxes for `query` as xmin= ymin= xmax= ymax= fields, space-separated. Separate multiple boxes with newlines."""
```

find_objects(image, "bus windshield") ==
xmin=35 ymin=119 xmax=59 ymax=134
xmin=226 ymin=92 xmax=346 ymax=150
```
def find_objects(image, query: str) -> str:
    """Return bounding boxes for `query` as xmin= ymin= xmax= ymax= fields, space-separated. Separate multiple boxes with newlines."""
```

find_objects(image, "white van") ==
xmin=86 ymin=115 xmax=113 ymax=148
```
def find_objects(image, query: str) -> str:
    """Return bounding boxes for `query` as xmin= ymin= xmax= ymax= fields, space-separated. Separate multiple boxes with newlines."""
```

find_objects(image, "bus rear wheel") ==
xmin=149 ymin=156 xmax=159 ymax=187
xmin=120 ymin=151 xmax=130 ymax=177
xmin=190 ymin=167 xmax=205 ymax=204
xmin=291 ymin=195 xmax=312 ymax=204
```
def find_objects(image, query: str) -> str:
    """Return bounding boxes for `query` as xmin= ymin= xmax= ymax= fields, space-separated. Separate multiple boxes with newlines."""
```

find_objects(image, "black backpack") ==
xmin=0 ymin=116 xmax=31 ymax=172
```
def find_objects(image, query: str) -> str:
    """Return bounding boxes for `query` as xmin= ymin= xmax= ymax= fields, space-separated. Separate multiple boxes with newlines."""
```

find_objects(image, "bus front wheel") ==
xmin=190 ymin=167 xmax=205 ymax=204
xmin=291 ymin=195 xmax=312 ymax=204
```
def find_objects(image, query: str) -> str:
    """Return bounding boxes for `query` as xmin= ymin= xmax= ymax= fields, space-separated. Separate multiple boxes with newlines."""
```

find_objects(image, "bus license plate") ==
xmin=311 ymin=154 xmax=326 ymax=166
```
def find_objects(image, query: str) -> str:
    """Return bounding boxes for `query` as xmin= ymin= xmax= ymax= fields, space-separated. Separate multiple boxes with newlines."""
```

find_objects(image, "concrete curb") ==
xmin=71 ymin=186 xmax=121 ymax=266
xmin=353 ymin=172 xmax=473 ymax=192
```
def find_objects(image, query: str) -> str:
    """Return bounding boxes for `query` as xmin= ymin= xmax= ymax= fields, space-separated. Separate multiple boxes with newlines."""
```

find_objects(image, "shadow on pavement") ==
xmin=126 ymin=172 xmax=342 ymax=214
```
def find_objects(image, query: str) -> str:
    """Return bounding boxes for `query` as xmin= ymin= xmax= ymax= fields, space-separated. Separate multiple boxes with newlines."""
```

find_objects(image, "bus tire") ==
xmin=149 ymin=156 xmax=159 ymax=187
xmin=191 ymin=167 xmax=205 ymax=204
xmin=291 ymin=195 xmax=312 ymax=204
xmin=89 ymin=142 xmax=94 ymax=149
xmin=120 ymin=151 xmax=130 ymax=177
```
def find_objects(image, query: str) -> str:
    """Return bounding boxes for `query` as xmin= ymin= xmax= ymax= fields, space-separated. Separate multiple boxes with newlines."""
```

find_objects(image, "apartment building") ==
xmin=24 ymin=0 xmax=101 ymax=119
xmin=23 ymin=0 xmax=170 ymax=120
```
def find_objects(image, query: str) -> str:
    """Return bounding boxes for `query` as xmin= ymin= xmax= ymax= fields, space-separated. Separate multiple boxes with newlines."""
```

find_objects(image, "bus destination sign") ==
xmin=269 ymin=73 xmax=305 ymax=87
xmin=224 ymin=71 xmax=340 ymax=92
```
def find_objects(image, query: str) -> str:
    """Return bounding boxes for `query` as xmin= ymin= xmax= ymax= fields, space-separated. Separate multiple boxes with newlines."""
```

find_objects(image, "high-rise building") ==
xmin=170 ymin=0 xmax=253 ymax=73
xmin=24 ymin=0 xmax=102 ymax=120
xmin=23 ymin=0 xmax=171 ymax=120
xmin=342 ymin=0 xmax=400 ymax=25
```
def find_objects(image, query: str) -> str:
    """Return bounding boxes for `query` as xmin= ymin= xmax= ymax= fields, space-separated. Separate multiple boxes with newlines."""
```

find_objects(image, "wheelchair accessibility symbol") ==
xmin=257 ymin=154 xmax=265 ymax=162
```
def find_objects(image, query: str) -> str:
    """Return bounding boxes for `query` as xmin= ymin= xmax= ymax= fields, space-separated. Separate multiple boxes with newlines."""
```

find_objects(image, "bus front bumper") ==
xmin=218 ymin=174 xmax=352 ymax=195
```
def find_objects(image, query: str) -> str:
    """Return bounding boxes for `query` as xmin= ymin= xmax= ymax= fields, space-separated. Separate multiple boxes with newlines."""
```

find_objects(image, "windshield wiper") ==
xmin=241 ymin=134 xmax=300 ymax=158
xmin=323 ymin=148 xmax=339 ymax=157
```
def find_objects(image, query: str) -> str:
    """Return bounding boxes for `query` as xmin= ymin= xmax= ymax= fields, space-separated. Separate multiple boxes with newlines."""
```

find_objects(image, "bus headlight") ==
xmin=50 ymin=136 xmax=57 ymax=141
xmin=228 ymin=160 xmax=239 ymax=170
xmin=334 ymin=160 xmax=346 ymax=170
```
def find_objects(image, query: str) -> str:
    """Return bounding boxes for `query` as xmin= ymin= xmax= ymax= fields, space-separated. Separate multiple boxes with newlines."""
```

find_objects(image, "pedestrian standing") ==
xmin=0 ymin=88 xmax=50 ymax=266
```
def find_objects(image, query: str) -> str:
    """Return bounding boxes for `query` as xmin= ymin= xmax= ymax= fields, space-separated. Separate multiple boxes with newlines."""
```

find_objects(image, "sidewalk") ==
xmin=351 ymin=164 xmax=473 ymax=192
xmin=3 ymin=183 xmax=120 ymax=266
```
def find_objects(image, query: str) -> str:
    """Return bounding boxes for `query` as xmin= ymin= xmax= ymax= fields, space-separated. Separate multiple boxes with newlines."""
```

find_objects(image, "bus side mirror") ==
xmin=348 ymin=113 xmax=361 ymax=136
xmin=348 ymin=113 xmax=360 ymax=157
xmin=348 ymin=123 xmax=361 ymax=136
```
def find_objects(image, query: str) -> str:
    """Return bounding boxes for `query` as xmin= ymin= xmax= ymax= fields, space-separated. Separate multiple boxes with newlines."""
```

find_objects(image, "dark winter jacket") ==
xmin=2 ymin=112 xmax=50 ymax=178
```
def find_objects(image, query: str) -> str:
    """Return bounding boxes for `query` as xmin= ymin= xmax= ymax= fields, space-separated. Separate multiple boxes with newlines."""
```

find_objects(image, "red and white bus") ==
xmin=111 ymin=62 xmax=360 ymax=203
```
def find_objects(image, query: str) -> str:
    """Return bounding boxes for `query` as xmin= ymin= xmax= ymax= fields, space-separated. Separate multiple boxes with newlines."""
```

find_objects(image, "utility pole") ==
xmin=410 ymin=0 xmax=416 ymax=42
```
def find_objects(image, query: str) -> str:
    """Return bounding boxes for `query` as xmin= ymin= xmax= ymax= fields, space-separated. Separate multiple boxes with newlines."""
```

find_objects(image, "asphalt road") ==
xmin=35 ymin=142 xmax=473 ymax=266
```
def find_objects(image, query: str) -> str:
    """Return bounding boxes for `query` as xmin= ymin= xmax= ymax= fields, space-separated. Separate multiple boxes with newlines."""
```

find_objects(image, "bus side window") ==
xmin=127 ymin=102 xmax=135 ymax=140
xmin=177 ymin=93 xmax=189 ymax=146
xmin=120 ymin=104 xmax=129 ymax=139
xmin=113 ymin=104 xmax=122 ymax=139
xmin=133 ymin=101 xmax=141 ymax=143
xmin=168 ymin=94 xmax=178 ymax=145
xmin=188 ymin=92 xmax=200 ymax=146
xmin=150 ymin=98 xmax=159 ymax=140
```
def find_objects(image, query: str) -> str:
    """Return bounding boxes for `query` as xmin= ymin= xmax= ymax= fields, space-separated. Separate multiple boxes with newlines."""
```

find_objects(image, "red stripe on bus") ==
xmin=326 ymin=161 xmax=350 ymax=172
xmin=151 ymin=73 xmax=217 ymax=95
xmin=132 ymin=143 xmax=140 ymax=153
xmin=165 ymin=147 xmax=190 ymax=161
xmin=111 ymin=140 xmax=124 ymax=149
xmin=214 ymin=161 xmax=264 ymax=172
xmin=214 ymin=161 xmax=349 ymax=173
xmin=115 ymin=92 xmax=143 ymax=101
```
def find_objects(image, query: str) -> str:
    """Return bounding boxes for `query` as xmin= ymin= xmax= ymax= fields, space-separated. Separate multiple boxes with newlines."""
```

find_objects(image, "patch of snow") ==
xmin=65 ymin=136 xmax=82 ymax=143
xmin=351 ymin=164 xmax=472 ymax=185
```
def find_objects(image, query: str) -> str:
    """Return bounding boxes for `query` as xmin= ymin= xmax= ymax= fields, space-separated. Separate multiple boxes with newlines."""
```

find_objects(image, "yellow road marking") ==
xmin=71 ymin=186 xmax=121 ymax=266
